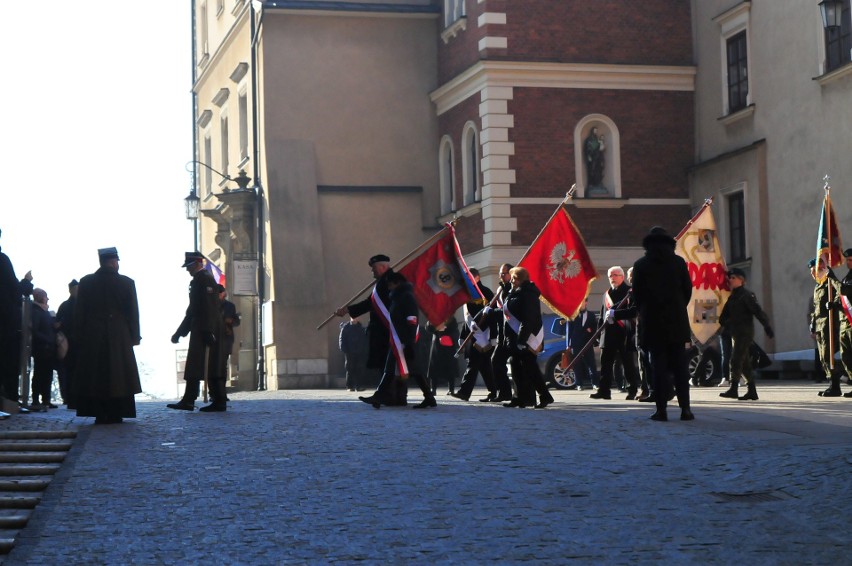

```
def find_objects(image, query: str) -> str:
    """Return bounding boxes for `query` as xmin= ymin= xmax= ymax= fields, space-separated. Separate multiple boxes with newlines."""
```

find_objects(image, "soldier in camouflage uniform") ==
xmin=719 ymin=268 xmax=773 ymax=401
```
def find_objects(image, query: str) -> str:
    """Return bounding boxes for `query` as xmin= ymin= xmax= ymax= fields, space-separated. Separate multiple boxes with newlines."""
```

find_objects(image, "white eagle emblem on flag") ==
xmin=547 ymin=242 xmax=582 ymax=283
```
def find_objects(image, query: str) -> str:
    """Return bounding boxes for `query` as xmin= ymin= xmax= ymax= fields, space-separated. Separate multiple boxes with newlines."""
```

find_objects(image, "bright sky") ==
xmin=0 ymin=3 xmax=193 ymax=399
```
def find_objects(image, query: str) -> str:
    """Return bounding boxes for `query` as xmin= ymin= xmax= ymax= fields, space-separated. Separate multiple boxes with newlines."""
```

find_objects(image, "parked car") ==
xmin=538 ymin=313 xmax=602 ymax=390
xmin=687 ymin=335 xmax=723 ymax=386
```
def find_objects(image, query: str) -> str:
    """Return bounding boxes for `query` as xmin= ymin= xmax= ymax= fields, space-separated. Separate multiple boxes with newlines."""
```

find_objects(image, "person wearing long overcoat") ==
xmin=626 ymin=227 xmax=694 ymax=421
xmin=73 ymin=247 xmax=141 ymax=424
xmin=169 ymin=252 xmax=225 ymax=412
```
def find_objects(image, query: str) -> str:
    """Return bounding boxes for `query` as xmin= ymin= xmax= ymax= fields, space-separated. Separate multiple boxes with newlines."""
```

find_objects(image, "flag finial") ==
xmin=823 ymin=174 xmax=832 ymax=191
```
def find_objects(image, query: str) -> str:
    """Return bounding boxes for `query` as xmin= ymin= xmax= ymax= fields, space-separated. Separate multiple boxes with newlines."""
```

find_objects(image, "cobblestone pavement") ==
xmin=5 ymin=380 xmax=852 ymax=565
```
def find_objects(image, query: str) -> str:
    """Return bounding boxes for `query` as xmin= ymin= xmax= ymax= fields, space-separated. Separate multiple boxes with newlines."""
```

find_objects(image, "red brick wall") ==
xmin=438 ymin=0 xmax=487 ymax=84
xmin=509 ymin=88 xmax=694 ymax=200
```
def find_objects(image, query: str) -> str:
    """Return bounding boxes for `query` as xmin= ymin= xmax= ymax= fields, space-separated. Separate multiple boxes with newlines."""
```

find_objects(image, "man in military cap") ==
xmin=169 ymin=252 xmax=226 ymax=412
xmin=74 ymin=247 xmax=142 ymax=424
xmin=334 ymin=254 xmax=397 ymax=406
xmin=719 ymin=267 xmax=773 ymax=401
xmin=822 ymin=250 xmax=852 ymax=397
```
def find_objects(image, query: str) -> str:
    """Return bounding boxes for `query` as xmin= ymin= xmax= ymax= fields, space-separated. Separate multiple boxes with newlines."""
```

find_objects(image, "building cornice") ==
xmin=431 ymin=61 xmax=697 ymax=115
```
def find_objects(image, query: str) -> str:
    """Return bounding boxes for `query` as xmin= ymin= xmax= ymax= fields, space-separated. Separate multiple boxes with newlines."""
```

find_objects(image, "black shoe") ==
xmin=650 ymin=411 xmax=668 ymax=422
xmin=680 ymin=409 xmax=695 ymax=421
xmin=503 ymin=398 xmax=522 ymax=408
xmin=479 ymin=393 xmax=497 ymax=402
xmin=625 ymin=391 xmax=637 ymax=401
xmin=844 ymin=390 xmax=852 ymax=398
xmin=738 ymin=391 xmax=758 ymax=401
xmin=819 ymin=388 xmax=842 ymax=397
xmin=199 ymin=403 xmax=227 ymax=412
xmin=412 ymin=398 xmax=437 ymax=409
xmin=494 ymin=394 xmax=513 ymax=402
xmin=590 ymin=391 xmax=611 ymax=400
xmin=166 ymin=402 xmax=195 ymax=411
xmin=534 ymin=398 xmax=554 ymax=409
xmin=639 ymin=394 xmax=655 ymax=403
xmin=449 ymin=392 xmax=469 ymax=401
xmin=359 ymin=395 xmax=382 ymax=409
xmin=719 ymin=389 xmax=738 ymax=399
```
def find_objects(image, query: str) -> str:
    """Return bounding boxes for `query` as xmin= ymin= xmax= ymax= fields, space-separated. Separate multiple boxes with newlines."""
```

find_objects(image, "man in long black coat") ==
xmin=0 ymin=228 xmax=33 ymax=405
xmin=74 ymin=247 xmax=142 ymax=424
xmin=169 ymin=252 xmax=225 ymax=412
xmin=626 ymin=227 xmax=694 ymax=421
xmin=335 ymin=254 xmax=395 ymax=405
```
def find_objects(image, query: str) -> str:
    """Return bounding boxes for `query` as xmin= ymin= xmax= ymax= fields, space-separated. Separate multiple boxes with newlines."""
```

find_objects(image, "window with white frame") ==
xmin=238 ymin=87 xmax=249 ymax=163
xmin=461 ymin=123 xmax=480 ymax=206
xmin=715 ymin=2 xmax=751 ymax=116
xmin=200 ymin=2 xmax=209 ymax=57
xmin=444 ymin=0 xmax=466 ymax=28
xmin=439 ymin=137 xmax=455 ymax=215
xmin=203 ymin=132 xmax=213 ymax=197
xmin=220 ymin=111 xmax=230 ymax=181
xmin=825 ymin=0 xmax=852 ymax=72
xmin=727 ymin=190 xmax=747 ymax=263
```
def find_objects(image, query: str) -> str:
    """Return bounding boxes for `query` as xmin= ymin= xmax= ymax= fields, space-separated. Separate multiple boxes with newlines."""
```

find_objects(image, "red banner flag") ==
xmin=815 ymin=192 xmax=843 ymax=283
xmin=518 ymin=207 xmax=597 ymax=320
xmin=398 ymin=224 xmax=484 ymax=326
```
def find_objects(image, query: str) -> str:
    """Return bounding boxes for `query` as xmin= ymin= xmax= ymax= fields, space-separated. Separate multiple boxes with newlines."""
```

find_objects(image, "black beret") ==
xmin=368 ymin=254 xmax=390 ymax=266
xmin=727 ymin=267 xmax=747 ymax=279
xmin=808 ymin=258 xmax=817 ymax=268
xmin=843 ymin=249 xmax=852 ymax=258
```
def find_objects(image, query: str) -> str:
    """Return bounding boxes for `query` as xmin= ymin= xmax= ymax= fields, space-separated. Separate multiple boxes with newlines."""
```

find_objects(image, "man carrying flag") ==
xmin=831 ymin=249 xmax=852 ymax=398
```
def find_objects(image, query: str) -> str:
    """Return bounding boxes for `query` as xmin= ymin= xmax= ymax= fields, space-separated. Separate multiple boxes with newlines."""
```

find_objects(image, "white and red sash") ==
xmin=603 ymin=290 xmax=626 ymax=328
xmin=464 ymin=303 xmax=493 ymax=350
xmin=370 ymin=286 xmax=414 ymax=378
xmin=841 ymin=295 xmax=852 ymax=326
xmin=502 ymin=301 xmax=544 ymax=352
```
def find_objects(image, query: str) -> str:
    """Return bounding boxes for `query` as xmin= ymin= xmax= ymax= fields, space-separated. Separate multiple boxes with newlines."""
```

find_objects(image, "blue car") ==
xmin=538 ymin=313 xmax=583 ymax=389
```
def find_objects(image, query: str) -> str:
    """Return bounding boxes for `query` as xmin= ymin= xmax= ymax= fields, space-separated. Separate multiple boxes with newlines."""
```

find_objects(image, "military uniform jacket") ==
xmin=175 ymin=269 xmax=224 ymax=381
xmin=828 ymin=270 xmax=852 ymax=331
xmin=73 ymin=266 xmax=142 ymax=399
xmin=720 ymin=285 xmax=771 ymax=340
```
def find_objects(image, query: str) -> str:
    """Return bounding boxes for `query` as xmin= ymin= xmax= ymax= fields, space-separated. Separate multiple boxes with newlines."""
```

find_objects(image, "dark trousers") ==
xmin=637 ymin=349 xmax=652 ymax=393
xmin=648 ymin=342 xmax=690 ymax=413
xmin=458 ymin=346 xmax=495 ymax=398
xmin=730 ymin=332 xmax=754 ymax=385
xmin=376 ymin=345 xmax=433 ymax=405
xmin=344 ymin=351 xmax=365 ymax=390
xmin=491 ymin=344 xmax=513 ymax=398
xmin=509 ymin=348 xmax=550 ymax=406
xmin=0 ymin=333 xmax=21 ymax=402
xmin=599 ymin=346 xmax=639 ymax=395
xmin=32 ymin=352 xmax=54 ymax=405
xmin=572 ymin=345 xmax=599 ymax=388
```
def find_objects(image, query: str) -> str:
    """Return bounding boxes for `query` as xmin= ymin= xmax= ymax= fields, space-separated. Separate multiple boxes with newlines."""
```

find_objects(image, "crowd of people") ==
xmin=334 ymin=226 xmax=784 ymax=422
xmin=0 ymin=227 xmax=240 ymax=423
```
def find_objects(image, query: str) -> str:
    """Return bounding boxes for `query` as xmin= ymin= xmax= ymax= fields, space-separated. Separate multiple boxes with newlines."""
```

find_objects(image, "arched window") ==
xmin=461 ymin=123 xmax=480 ymax=206
xmin=439 ymin=136 xmax=455 ymax=214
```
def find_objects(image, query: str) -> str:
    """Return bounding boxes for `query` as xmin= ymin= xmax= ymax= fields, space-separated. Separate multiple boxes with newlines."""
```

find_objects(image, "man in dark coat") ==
xmin=361 ymin=271 xmax=435 ymax=409
xmin=0 ymin=228 xmax=33 ymax=405
xmin=625 ymin=227 xmax=694 ymax=421
xmin=454 ymin=268 xmax=497 ymax=401
xmin=29 ymin=288 xmax=56 ymax=409
xmin=169 ymin=252 xmax=225 ymax=412
xmin=488 ymin=263 xmax=515 ymax=402
xmin=501 ymin=267 xmax=553 ymax=409
xmin=591 ymin=266 xmax=640 ymax=400
xmin=55 ymin=279 xmax=78 ymax=406
xmin=720 ymin=267 xmax=773 ymax=401
xmin=339 ymin=317 xmax=367 ymax=391
xmin=335 ymin=254 xmax=395 ymax=406
xmin=74 ymin=247 xmax=142 ymax=424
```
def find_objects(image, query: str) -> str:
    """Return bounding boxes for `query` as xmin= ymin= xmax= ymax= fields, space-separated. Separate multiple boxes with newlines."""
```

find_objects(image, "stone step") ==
xmin=0 ymin=441 xmax=74 ymax=452
xmin=0 ymin=465 xmax=60 ymax=477
xmin=0 ymin=511 xmax=30 ymax=529
xmin=0 ymin=453 xmax=67 ymax=464
xmin=0 ymin=495 xmax=40 ymax=510
xmin=0 ymin=480 xmax=50 ymax=492
xmin=0 ymin=535 xmax=15 ymax=556
xmin=0 ymin=431 xmax=76 ymax=440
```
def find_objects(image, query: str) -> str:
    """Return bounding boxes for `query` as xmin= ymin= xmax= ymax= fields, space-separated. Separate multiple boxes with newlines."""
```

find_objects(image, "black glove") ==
xmin=764 ymin=326 xmax=774 ymax=339
xmin=170 ymin=333 xmax=180 ymax=344
xmin=203 ymin=331 xmax=217 ymax=346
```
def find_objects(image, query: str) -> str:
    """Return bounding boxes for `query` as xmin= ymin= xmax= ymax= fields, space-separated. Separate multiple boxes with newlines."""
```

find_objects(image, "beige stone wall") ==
xmin=691 ymin=0 xmax=852 ymax=354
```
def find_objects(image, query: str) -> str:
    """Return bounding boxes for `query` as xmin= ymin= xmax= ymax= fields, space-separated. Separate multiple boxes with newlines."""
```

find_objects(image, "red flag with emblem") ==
xmin=518 ymin=207 xmax=596 ymax=320
xmin=398 ymin=224 xmax=484 ymax=326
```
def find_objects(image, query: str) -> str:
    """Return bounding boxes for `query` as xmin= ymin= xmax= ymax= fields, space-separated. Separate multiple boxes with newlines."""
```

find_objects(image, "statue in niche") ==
xmin=583 ymin=126 xmax=608 ymax=196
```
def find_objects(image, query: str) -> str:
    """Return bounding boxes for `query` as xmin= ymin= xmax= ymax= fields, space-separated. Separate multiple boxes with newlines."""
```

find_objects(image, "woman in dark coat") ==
xmin=502 ymin=267 xmax=553 ymax=409
xmin=74 ymin=248 xmax=141 ymax=424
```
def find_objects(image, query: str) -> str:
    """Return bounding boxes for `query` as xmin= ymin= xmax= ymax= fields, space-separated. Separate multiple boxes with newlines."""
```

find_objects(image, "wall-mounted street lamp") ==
xmin=820 ymin=0 xmax=844 ymax=29
xmin=184 ymin=190 xmax=200 ymax=221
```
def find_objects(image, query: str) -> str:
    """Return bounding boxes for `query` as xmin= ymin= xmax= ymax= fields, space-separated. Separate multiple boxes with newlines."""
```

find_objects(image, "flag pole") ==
xmin=675 ymin=197 xmax=714 ymax=241
xmin=316 ymin=221 xmax=455 ymax=330
xmin=825 ymin=181 xmax=836 ymax=370
xmin=453 ymin=185 xmax=577 ymax=357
